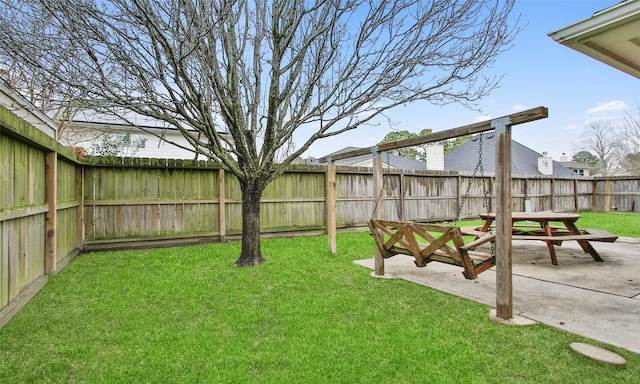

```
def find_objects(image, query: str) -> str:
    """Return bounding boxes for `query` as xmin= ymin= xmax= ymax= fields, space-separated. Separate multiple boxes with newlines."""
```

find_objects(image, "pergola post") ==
xmin=493 ymin=117 xmax=513 ymax=320
xmin=372 ymin=149 xmax=385 ymax=275
xmin=372 ymin=148 xmax=383 ymax=221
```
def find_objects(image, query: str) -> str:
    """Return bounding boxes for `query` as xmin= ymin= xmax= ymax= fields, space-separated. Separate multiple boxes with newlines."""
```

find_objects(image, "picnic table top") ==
xmin=478 ymin=211 xmax=581 ymax=221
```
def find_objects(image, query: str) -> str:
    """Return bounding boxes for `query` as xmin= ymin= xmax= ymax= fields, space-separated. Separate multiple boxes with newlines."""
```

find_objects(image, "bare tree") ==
xmin=581 ymin=122 xmax=620 ymax=176
xmin=617 ymin=104 xmax=640 ymax=174
xmin=0 ymin=0 xmax=518 ymax=266
xmin=0 ymin=1 xmax=90 ymax=142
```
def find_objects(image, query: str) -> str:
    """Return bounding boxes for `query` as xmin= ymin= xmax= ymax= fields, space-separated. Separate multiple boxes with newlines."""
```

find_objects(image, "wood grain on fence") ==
xmin=0 ymin=134 xmax=46 ymax=321
xmin=4 ymin=100 xmax=640 ymax=328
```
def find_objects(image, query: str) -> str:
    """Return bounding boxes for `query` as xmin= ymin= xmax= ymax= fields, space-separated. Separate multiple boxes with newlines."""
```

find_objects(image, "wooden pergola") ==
xmin=321 ymin=106 xmax=549 ymax=320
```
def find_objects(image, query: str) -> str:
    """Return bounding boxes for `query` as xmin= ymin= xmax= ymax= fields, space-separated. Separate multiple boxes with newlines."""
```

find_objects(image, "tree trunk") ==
xmin=235 ymin=177 xmax=266 ymax=267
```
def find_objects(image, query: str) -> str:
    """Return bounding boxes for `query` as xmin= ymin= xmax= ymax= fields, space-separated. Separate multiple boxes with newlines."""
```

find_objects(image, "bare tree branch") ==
xmin=582 ymin=122 xmax=620 ymax=176
xmin=0 ymin=0 xmax=519 ymax=265
xmin=617 ymin=104 xmax=640 ymax=175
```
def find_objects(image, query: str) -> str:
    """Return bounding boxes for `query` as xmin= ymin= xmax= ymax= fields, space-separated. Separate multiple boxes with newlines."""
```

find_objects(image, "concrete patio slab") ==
xmin=354 ymin=237 xmax=640 ymax=355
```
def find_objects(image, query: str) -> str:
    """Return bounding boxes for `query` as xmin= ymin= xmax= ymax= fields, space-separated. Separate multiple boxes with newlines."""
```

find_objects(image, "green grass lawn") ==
xmin=458 ymin=211 xmax=640 ymax=238
xmin=574 ymin=211 xmax=640 ymax=237
xmin=1 ymin=214 xmax=639 ymax=383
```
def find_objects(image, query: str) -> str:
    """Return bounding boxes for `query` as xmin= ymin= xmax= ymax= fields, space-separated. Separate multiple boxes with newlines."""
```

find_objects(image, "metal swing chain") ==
xmin=454 ymin=133 xmax=486 ymax=225
xmin=371 ymin=178 xmax=386 ymax=221
xmin=370 ymin=151 xmax=402 ymax=221
xmin=389 ymin=152 xmax=403 ymax=221
xmin=453 ymin=133 xmax=495 ymax=256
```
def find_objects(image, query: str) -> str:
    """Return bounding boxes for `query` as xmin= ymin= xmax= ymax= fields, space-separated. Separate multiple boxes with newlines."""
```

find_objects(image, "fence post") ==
xmin=76 ymin=165 xmax=84 ymax=251
xmin=604 ymin=179 xmax=611 ymax=212
xmin=573 ymin=179 xmax=579 ymax=211
xmin=399 ymin=171 xmax=405 ymax=221
xmin=218 ymin=168 xmax=226 ymax=242
xmin=592 ymin=179 xmax=597 ymax=211
xmin=456 ymin=175 xmax=462 ymax=218
xmin=45 ymin=151 xmax=57 ymax=273
xmin=326 ymin=160 xmax=337 ymax=255
xmin=549 ymin=178 xmax=555 ymax=211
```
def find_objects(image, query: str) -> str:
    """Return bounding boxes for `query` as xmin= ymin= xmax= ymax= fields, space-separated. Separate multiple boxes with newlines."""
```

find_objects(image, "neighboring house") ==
xmin=558 ymin=154 xmax=591 ymax=176
xmin=444 ymin=133 xmax=576 ymax=177
xmin=309 ymin=146 xmax=430 ymax=170
xmin=66 ymin=118 xmax=232 ymax=160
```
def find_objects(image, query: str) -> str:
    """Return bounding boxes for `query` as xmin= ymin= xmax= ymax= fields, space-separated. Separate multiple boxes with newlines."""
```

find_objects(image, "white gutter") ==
xmin=549 ymin=0 xmax=640 ymax=43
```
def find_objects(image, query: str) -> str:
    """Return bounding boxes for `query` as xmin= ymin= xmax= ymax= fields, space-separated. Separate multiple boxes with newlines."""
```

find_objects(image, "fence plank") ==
xmin=76 ymin=161 xmax=640 ymax=245
xmin=45 ymin=151 xmax=56 ymax=273
xmin=1 ymin=222 xmax=7 ymax=308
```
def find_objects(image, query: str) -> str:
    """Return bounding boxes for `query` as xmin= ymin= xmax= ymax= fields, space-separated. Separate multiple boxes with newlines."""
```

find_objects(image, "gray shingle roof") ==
xmin=309 ymin=147 xmax=427 ymax=170
xmin=444 ymin=133 xmax=575 ymax=176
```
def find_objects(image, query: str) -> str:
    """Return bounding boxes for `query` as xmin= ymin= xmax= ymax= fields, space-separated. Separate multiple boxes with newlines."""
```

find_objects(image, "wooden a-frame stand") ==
xmin=321 ymin=106 xmax=549 ymax=320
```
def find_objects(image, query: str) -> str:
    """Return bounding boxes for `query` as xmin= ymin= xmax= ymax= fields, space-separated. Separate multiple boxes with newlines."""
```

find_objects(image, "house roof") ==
xmin=444 ymin=133 xmax=575 ymax=176
xmin=310 ymin=147 xmax=427 ymax=170
xmin=548 ymin=0 xmax=640 ymax=79
xmin=559 ymin=160 xmax=590 ymax=170
xmin=0 ymin=78 xmax=58 ymax=139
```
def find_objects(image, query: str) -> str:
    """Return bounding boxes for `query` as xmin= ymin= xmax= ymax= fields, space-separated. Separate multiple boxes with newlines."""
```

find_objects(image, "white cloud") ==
xmin=473 ymin=114 xmax=491 ymax=123
xmin=583 ymin=100 xmax=628 ymax=126
xmin=563 ymin=124 xmax=580 ymax=131
xmin=585 ymin=100 xmax=628 ymax=115
xmin=512 ymin=104 xmax=529 ymax=111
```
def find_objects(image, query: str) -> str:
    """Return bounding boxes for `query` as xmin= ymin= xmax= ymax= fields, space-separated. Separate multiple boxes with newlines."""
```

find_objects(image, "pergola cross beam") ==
xmin=318 ymin=106 xmax=548 ymax=163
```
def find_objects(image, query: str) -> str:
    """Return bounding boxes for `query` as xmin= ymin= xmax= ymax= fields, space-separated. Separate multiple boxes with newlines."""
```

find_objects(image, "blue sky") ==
xmin=303 ymin=0 xmax=637 ymax=161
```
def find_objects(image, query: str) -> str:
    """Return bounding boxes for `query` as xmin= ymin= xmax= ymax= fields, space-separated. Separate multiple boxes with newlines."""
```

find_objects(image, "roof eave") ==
xmin=548 ymin=0 xmax=640 ymax=79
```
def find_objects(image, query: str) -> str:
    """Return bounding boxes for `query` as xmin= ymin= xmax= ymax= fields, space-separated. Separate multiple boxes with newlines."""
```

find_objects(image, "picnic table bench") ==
xmin=460 ymin=212 xmax=618 ymax=265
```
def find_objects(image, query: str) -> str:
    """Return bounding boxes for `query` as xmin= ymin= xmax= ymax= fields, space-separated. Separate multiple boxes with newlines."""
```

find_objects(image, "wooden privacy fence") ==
xmin=2 ymin=103 xmax=640 ymax=328
xmin=80 ymin=158 xmax=639 ymax=251
xmin=82 ymin=159 xmax=329 ymax=249
xmin=1 ymin=107 xmax=82 ymax=328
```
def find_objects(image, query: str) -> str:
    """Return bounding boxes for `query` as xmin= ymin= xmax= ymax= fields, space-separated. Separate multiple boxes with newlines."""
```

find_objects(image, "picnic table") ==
xmin=461 ymin=212 xmax=618 ymax=265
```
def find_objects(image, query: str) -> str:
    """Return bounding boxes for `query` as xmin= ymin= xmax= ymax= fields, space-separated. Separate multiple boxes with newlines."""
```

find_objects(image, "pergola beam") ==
xmin=318 ymin=106 xmax=548 ymax=163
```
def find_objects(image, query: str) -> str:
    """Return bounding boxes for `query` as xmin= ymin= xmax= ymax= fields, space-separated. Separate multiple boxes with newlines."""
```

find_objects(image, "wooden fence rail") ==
xmin=2 ymin=103 xmax=640 ymax=328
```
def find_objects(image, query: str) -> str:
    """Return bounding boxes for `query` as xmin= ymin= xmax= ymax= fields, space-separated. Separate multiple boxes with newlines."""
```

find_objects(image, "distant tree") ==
xmin=379 ymin=130 xmax=421 ymax=161
xmin=1 ymin=0 xmax=519 ymax=266
xmin=442 ymin=135 xmax=472 ymax=154
xmin=580 ymin=122 xmax=620 ymax=175
xmin=379 ymin=128 xmax=469 ymax=162
xmin=572 ymin=150 xmax=600 ymax=173
xmin=379 ymin=129 xmax=433 ymax=162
